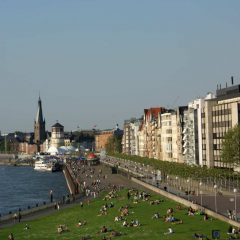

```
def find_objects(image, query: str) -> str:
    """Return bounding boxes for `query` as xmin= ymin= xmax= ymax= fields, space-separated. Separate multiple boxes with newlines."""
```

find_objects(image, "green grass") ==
xmin=0 ymin=189 xmax=231 ymax=240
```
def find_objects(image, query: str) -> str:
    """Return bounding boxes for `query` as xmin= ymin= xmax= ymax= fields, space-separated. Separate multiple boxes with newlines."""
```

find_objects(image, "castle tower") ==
xmin=34 ymin=96 xmax=46 ymax=146
xmin=51 ymin=122 xmax=64 ymax=148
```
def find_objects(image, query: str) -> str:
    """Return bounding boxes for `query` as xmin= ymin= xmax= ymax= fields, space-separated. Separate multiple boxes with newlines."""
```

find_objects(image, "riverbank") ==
xmin=0 ymin=162 xmax=145 ymax=228
xmin=0 ymin=187 xmax=233 ymax=240
xmin=0 ymin=165 xmax=68 ymax=219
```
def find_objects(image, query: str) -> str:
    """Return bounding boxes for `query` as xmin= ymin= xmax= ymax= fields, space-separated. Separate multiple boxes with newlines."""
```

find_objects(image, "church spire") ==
xmin=34 ymin=96 xmax=46 ymax=146
xmin=35 ymin=96 xmax=44 ymax=124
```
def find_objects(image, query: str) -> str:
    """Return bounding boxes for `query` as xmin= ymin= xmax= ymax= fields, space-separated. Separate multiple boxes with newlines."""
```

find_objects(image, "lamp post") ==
xmin=187 ymin=179 xmax=190 ymax=201
xmin=234 ymin=188 xmax=237 ymax=220
xmin=199 ymin=182 xmax=203 ymax=206
xmin=175 ymin=176 xmax=178 ymax=189
xmin=50 ymin=190 xmax=53 ymax=203
xmin=214 ymin=184 xmax=218 ymax=213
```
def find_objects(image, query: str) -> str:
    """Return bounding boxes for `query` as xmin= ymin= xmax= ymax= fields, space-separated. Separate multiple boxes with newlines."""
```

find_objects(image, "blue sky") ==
xmin=1 ymin=0 xmax=240 ymax=133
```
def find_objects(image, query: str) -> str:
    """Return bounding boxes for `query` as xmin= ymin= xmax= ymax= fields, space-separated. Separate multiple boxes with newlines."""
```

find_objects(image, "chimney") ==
xmin=217 ymin=84 xmax=218 ymax=90
xmin=226 ymin=82 xmax=228 ymax=88
xmin=220 ymin=84 xmax=221 ymax=89
xmin=231 ymin=76 xmax=234 ymax=85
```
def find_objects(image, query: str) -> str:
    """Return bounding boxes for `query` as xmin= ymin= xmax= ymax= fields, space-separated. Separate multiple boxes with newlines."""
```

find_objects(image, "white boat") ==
xmin=34 ymin=159 xmax=53 ymax=171
xmin=34 ymin=156 xmax=63 ymax=172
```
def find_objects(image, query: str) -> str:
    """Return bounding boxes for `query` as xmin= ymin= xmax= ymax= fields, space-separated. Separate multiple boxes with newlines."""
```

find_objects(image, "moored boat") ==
xmin=34 ymin=159 xmax=53 ymax=171
xmin=34 ymin=156 xmax=63 ymax=172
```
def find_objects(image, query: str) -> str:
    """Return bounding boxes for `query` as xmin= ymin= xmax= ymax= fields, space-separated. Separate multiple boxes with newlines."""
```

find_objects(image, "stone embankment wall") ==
xmin=0 ymin=202 xmax=56 ymax=223
xmin=62 ymin=165 xmax=79 ymax=195
xmin=0 ymin=154 xmax=16 ymax=165
xmin=131 ymin=177 xmax=240 ymax=228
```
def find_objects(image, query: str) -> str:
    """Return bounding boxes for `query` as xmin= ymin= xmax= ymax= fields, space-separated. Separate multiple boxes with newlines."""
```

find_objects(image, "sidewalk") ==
xmin=102 ymin=157 xmax=240 ymax=221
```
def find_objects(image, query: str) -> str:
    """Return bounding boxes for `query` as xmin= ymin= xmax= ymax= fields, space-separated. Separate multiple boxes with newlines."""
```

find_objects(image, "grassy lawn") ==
xmin=0 ymin=189 xmax=232 ymax=240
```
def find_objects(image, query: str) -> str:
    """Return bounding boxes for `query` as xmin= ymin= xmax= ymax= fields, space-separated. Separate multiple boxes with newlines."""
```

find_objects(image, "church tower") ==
xmin=34 ymin=96 xmax=46 ymax=146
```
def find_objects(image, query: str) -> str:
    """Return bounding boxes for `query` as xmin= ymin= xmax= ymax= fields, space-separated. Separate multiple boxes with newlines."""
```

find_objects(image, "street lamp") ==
xmin=214 ymin=184 xmax=218 ymax=213
xmin=166 ymin=175 xmax=169 ymax=183
xmin=199 ymin=182 xmax=203 ymax=206
xmin=187 ymin=179 xmax=190 ymax=201
xmin=50 ymin=190 xmax=53 ymax=203
xmin=175 ymin=176 xmax=178 ymax=189
xmin=234 ymin=188 xmax=237 ymax=220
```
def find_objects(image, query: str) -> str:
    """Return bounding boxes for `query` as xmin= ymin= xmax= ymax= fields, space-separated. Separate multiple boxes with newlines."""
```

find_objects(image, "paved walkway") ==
xmin=102 ymin=156 xmax=240 ymax=221
xmin=1 ymin=158 xmax=239 ymax=229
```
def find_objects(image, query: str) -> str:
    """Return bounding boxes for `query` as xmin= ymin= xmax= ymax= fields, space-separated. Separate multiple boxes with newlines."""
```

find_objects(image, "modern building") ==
xmin=181 ymin=97 xmax=213 ymax=166
xmin=122 ymin=118 xmax=142 ymax=155
xmin=202 ymin=81 xmax=240 ymax=168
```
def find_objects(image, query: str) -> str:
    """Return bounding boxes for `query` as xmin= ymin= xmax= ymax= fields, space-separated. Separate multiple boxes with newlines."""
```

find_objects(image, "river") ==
xmin=0 ymin=165 xmax=69 ymax=216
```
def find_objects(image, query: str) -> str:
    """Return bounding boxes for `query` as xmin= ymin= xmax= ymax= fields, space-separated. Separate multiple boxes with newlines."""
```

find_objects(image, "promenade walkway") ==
xmin=102 ymin=156 xmax=240 ymax=222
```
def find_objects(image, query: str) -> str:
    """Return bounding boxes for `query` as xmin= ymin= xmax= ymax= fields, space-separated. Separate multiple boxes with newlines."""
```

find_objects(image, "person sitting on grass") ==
xmin=188 ymin=207 xmax=196 ymax=216
xmin=57 ymin=224 xmax=69 ymax=234
xmin=109 ymin=230 xmax=122 ymax=238
xmin=24 ymin=224 xmax=30 ymax=230
xmin=114 ymin=216 xmax=123 ymax=222
xmin=172 ymin=219 xmax=183 ymax=225
xmin=8 ymin=233 xmax=14 ymax=240
xmin=164 ymin=227 xmax=174 ymax=235
xmin=122 ymin=220 xmax=129 ymax=227
xmin=203 ymin=214 xmax=209 ymax=221
xmin=176 ymin=204 xmax=184 ymax=210
xmin=77 ymin=220 xmax=87 ymax=227
xmin=152 ymin=212 xmax=160 ymax=219
xmin=132 ymin=219 xmax=140 ymax=227
xmin=167 ymin=208 xmax=173 ymax=214
xmin=193 ymin=233 xmax=209 ymax=239
xmin=100 ymin=226 xmax=108 ymax=233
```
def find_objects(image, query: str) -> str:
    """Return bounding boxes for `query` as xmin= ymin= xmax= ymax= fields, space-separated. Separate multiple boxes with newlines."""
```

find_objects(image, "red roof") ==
xmin=144 ymin=107 xmax=165 ymax=122
xmin=87 ymin=153 xmax=97 ymax=159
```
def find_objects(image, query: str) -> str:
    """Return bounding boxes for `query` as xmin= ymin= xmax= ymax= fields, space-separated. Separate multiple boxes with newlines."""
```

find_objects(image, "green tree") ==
xmin=221 ymin=125 xmax=240 ymax=165
xmin=105 ymin=135 xmax=122 ymax=154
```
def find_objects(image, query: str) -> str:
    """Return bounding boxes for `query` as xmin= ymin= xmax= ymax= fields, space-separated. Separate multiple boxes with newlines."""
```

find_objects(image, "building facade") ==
xmin=95 ymin=130 xmax=113 ymax=152
xmin=202 ymin=84 xmax=240 ymax=168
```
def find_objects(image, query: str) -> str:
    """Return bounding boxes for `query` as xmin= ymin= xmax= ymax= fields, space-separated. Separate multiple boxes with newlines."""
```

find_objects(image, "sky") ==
xmin=1 ymin=0 xmax=240 ymax=133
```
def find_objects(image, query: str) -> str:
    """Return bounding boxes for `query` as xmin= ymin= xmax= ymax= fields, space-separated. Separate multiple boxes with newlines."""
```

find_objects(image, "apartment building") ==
xmin=202 ymin=82 xmax=240 ymax=168
xmin=121 ymin=79 xmax=240 ymax=169
xmin=143 ymin=108 xmax=166 ymax=159
xmin=95 ymin=130 xmax=113 ymax=152
xmin=159 ymin=111 xmax=179 ymax=162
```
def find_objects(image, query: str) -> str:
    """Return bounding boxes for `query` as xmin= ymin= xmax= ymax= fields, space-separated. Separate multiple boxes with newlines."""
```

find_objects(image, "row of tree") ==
xmin=106 ymin=125 xmax=240 ymax=179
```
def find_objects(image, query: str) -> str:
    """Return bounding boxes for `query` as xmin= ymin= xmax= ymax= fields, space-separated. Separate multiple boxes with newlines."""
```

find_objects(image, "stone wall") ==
xmin=131 ymin=177 xmax=240 ymax=228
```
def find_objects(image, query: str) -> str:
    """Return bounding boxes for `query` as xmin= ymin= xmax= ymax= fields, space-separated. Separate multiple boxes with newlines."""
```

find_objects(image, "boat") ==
xmin=34 ymin=157 xmax=63 ymax=172
xmin=34 ymin=159 xmax=53 ymax=171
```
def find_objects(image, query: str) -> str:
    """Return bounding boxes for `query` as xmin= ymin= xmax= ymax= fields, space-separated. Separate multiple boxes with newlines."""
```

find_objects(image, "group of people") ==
xmin=13 ymin=211 xmax=21 ymax=223
xmin=66 ymin=159 xmax=122 ymax=203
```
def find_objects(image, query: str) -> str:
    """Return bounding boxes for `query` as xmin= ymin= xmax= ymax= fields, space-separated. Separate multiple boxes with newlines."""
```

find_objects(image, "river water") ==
xmin=0 ymin=165 xmax=69 ymax=216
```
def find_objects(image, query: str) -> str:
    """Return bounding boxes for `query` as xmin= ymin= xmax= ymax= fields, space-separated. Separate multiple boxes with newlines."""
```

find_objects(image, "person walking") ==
xmin=18 ymin=212 xmax=22 ymax=223
xmin=13 ymin=213 xmax=17 ymax=224
xmin=50 ymin=190 xmax=53 ymax=203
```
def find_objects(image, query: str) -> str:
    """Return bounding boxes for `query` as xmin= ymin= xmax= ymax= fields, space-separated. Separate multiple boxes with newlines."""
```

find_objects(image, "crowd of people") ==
xmin=7 ymin=158 xmax=240 ymax=240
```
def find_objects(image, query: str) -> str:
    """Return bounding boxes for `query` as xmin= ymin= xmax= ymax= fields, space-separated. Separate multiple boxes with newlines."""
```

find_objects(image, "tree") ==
xmin=105 ymin=135 xmax=122 ymax=154
xmin=221 ymin=125 xmax=240 ymax=165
